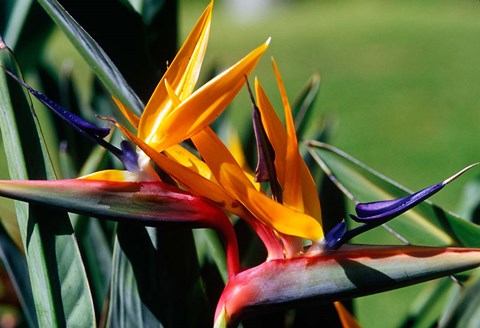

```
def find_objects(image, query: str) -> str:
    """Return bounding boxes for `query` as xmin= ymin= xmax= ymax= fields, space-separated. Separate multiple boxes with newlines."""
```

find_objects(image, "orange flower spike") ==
xmin=271 ymin=59 xmax=304 ymax=212
xmin=138 ymin=1 xmax=213 ymax=142
xmin=192 ymin=128 xmax=324 ymax=241
xmin=270 ymin=61 xmax=322 ymax=222
xmin=147 ymin=40 xmax=270 ymax=153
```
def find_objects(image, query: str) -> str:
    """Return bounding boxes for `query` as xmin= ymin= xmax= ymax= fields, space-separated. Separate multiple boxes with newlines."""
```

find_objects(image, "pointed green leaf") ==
xmin=0 ymin=42 xmax=94 ymax=327
xmin=37 ymin=0 xmax=144 ymax=115
xmin=307 ymin=141 xmax=480 ymax=247
xmin=219 ymin=245 xmax=480 ymax=325
xmin=292 ymin=73 xmax=320 ymax=136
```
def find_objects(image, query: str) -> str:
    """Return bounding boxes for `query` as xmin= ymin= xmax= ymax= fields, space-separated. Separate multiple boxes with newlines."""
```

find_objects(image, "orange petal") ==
xmin=227 ymin=129 xmax=248 ymax=172
xmin=147 ymin=40 xmax=269 ymax=152
xmin=192 ymin=128 xmax=323 ymax=241
xmin=139 ymin=1 xmax=213 ymax=142
xmin=112 ymin=97 xmax=140 ymax=129
xmin=227 ymin=130 xmax=261 ymax=191
xmin=334 ymin=302 xmax=361 ymax=328
xmin=164 ymin=144 xmax=216 ymax=182
xmin=164 ymin=79 xmax=182 ymax=107
xmin=272 ymin=59 xmax=304 ymax=212
xmin=115 ymin=122 xmax=246 ymax=217
xmin=300 ymin=160 xmax=322 ymax=220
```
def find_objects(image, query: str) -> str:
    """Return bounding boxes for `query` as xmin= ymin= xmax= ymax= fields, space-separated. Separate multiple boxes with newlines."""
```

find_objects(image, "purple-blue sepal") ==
xmin=351 ymin=182 xmax=444 ymax=223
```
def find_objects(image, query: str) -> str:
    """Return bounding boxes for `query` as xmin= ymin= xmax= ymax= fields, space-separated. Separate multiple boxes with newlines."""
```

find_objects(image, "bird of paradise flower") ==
xmin=2 ymin=2 xmax=480 ymax=327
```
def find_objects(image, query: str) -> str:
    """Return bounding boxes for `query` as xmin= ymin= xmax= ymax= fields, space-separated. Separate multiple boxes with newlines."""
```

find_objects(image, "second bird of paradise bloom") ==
xmin=3 ymin=1 xmax=480 ymax=327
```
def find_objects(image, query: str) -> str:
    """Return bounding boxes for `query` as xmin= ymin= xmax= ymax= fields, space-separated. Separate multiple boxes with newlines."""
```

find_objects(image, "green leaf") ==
xmin=36 ymin=0 xmax=144 ymax=115
xmin=193 ymin=229 xmax=228 ymax=283
xmin=0 ymin=223 xmax=37 ymax=327
xmin=0 ymin=41 xmax=95 ymax=327
xmin=2 ymin=0 xmax=34 ymax=49
xmin=292 ymin=73 xmax=320 ymax=136
xmin=74 ymin=215 xmax=113 ymax=316
xmin=107 ymin=225 xmax=212 ymax=327
xmin=0 ymin=193 xmax=22 ymax=250
xmin=220 ymin=245 xmax=480 ymax=325
xmin=307 ymin=141 xmax=480 ymax=247
xmin=441 ymin=269 xmax=480 ymax=327
xmin=456 ymin=176 xmax=480 ymax=224
xmin=399 ymin=278 xmax=456 ymax=328
xmin=107 ymin=230 xmax=162 ymax=328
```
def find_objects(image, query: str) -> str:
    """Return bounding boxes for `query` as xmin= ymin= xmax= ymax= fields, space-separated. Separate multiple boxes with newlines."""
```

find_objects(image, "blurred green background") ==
xmin=179 ymin=0 xmax=480 ymax=215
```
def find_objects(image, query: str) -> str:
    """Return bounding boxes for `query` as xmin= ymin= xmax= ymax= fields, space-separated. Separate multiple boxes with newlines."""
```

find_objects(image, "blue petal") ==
xmin=325 ymin=220 xmax=347 ymax=250
xmin=4 ymin=69 xmax=110 ymax=138
xmin=351 ymin=163 xmax=479 ymax=223
xmin=5 ymin=69 xmax=141 ymax=173
xmin=351 ymin=182 xmax=444 ymax=223
xmin=120 ymin=140 xmax=139 ymax=173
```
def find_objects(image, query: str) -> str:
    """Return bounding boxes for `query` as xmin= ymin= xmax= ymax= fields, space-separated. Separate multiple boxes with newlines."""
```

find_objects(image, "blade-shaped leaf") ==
xmin=399 ymin=278 xmax=456 ymax=328
xmin=456 ymin=176 xmax=480 ymax=224
xmin=193 ymin=229 xmax=228 ymax=283
xmin=441 ymin=270 xmax=480 ymax=327
xmin=3 ymin=0 xmax=34 ymax=49
xmin=0 ymin=190 xmax=22 ymax=249
xmin=107 ymin=224 xmax=212 ymax=327
xmin=0 ymin=223 xmax=36 ymax=327
xmin=36 ymin=0 xmax=144 ymax=115
xmin=307 ymin=141 xmax=480 ymax=247
xmin=73 ymin=215 xmax=113 ymax=316
xmin=0 ymin=41 xmax=95 ymax=327
xmin=217 ymin=245 xmax=480 ymax=326
xmin=106 ymin=228 xmax=163 ymax=328
xmin=292 ymin=73 xmax=320 ymax=136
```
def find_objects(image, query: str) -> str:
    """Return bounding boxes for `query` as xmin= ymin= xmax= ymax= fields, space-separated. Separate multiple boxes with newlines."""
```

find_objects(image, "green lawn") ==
xmin=180 ymin=0 xmax=480 ymax=213
xmin=180 ymin=2 xmax=480 ymax=326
